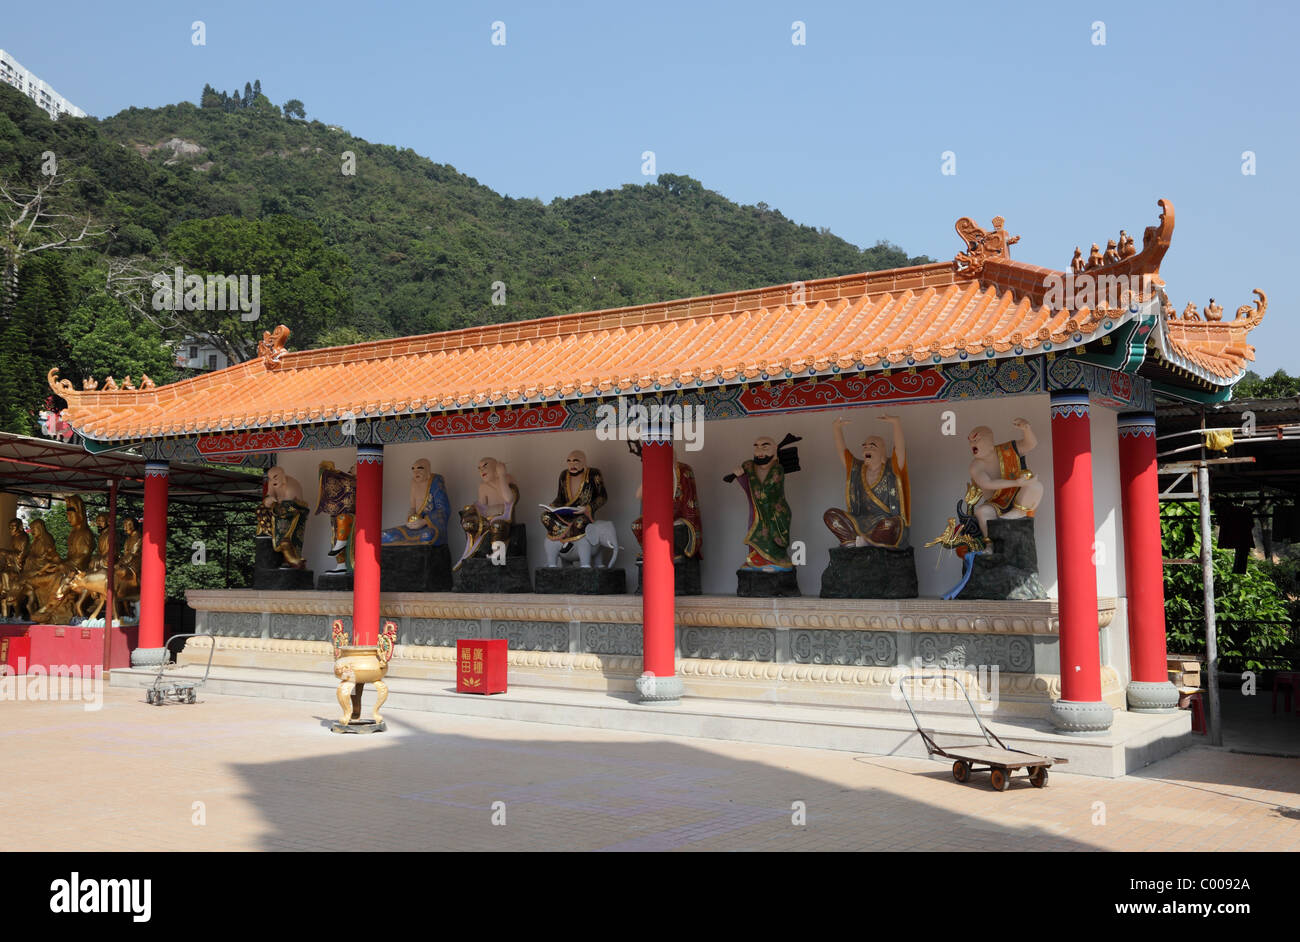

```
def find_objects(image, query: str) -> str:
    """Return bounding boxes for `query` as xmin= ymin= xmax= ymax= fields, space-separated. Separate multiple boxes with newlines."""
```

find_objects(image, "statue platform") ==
xmin=183 ymin=588 xmax=1128 ymax=723
xmin=736 ymin=568 xmax=801 ymax=597
xmin=534 ymin=566 xmax=627 ymax=595
xmin=132 ymin=590 xmax=1189 ymax=778
xmin=316 ymin=570 xmax=353 ymax=591
xmin=381 ymin=543 xmax=452 ymax=592
xmin=957 ymin=518 xmax=1047 ymax=601
xmin=452 ymin=524 xmax=531 ymax=593
xmin=635 ymin=557 xmax=703 ymax=595
xmin=253 ymin=537 xmax=314 ymax=591
xmin=819 ymin=545 xmax=918 ymax=599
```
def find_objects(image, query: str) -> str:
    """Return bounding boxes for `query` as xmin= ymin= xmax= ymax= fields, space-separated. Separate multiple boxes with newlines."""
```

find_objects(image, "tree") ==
xmin=200 ymin=83 xmax=222 ymax=109
xmin=105 ymin=215 xmax=353 ymax=364
xmin=0 ymin=253 xmax=72 ymax=432
xmin=1235 ymin=369 xmax=1300 ymax=399
xmin=1162 ymin=501 xmax=1291 ymax=670
xmin=57 ymin=290 xmax=175 ymax=387
xmin=283 ymin=99 xmax=306 ymax=120
xmin=0 ymin=173 xmax=109 ymax=313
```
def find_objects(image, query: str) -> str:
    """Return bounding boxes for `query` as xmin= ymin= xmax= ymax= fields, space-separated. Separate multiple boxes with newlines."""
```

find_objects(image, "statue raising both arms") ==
xmin=823 ymin=415 xmax=910 ymax=549
xmin=966 ymin=419 xmax=1044 ymax=539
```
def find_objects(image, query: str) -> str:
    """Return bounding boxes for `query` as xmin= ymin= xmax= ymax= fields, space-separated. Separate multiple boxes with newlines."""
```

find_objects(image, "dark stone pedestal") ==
xmin=381 ymin=543 xmax=452 ymax=592
xmin=253 ymin=539 xmax=314 ymax=590
xmin=453 ymin=558 xmax=532 ymax=593
xmin=254 ymin=566 xmax=315 ymax=590
xmin=330 ymin=719 xmax=386 ymax=734
xmin=535 ymin=566 xmax=627 ymax=595
xmin=317 ymin=570 xmax=354 ymax=592
xmin=819 ymin=545 xmax=918 ymax=599
xmin=957 ymin=518 xmax=1047 ymax=600
xmin=453 ymin=524 xmax=532 ymax=593
xmin=635 ymin=557 xmax=703 ymax=595
xmin=736 ymin=568 xmax=801 ymax=597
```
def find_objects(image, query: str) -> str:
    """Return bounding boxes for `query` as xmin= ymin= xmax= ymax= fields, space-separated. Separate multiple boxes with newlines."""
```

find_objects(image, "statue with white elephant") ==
xmin=535 ymin=450 xmax=626 ymax=594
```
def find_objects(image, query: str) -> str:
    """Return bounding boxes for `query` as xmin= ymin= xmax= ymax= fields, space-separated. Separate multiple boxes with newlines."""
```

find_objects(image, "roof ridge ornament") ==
xmin=1068 ymin=199 xmax=1175 ymax=281
xmin=47 ymin=368 xmax=79 ymax=403
xmin=258 ymin=324 xmax=291 ymax=369
xmin=1166 ymin=289 xmax=1266 ymax=328
xmin=953 ymin=215 xmax=1020 ymax=277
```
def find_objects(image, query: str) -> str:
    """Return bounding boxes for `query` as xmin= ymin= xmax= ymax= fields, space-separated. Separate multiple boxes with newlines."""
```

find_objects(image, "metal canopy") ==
xmin=1156 ymin=397 xmax=1300 ymax=502
xmin=0 ymin=432 xmax=262 ymax=506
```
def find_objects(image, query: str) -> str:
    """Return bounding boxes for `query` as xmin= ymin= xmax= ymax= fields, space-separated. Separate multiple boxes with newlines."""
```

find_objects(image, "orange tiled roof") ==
xmin=48 ymin=199 xmax=1264 ymax=441
xmin=1155 ymin=290 xmax=1267 ymax=380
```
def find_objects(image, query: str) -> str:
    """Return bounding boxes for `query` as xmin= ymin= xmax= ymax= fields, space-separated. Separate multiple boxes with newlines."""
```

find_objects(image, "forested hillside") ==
xmin=0 ymin=80 xmax=929 ymax=434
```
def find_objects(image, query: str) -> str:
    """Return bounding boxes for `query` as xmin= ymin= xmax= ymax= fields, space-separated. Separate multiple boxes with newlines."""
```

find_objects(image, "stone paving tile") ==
xmin=1 ymin=688 xmax=1297 ymax=852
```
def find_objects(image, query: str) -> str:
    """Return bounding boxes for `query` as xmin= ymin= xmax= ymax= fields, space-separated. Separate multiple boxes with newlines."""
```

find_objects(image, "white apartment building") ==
xmin=0 ymin=49 xmax=86 ymax=120
xmin=174 ymin=338 xmax=230 ymax=372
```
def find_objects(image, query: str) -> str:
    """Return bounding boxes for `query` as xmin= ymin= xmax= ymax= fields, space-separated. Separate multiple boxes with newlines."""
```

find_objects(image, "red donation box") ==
xmin=456 ymin=639 xmax=507 ymax=694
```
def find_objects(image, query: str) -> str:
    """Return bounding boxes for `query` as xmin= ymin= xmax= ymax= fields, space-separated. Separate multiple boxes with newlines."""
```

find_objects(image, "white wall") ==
xmin=269 ymin=393 xmax=1128 ymax=599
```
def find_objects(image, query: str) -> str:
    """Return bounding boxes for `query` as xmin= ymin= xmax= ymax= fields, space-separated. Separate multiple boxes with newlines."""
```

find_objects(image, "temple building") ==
xmin=47 ymin=199 xmax=1266 ymax=743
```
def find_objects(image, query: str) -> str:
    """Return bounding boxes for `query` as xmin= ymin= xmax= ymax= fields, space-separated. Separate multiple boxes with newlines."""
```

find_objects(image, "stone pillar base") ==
xmin=1126 ymin=679 xmax=1181 ymax=713
xmin=130 ymin=647 xmax=168 ymax=668
xmin=1049 ymin=698 xmax=1114 ymax=735
xmin=635 ymin=672 xmax=683 ymax=703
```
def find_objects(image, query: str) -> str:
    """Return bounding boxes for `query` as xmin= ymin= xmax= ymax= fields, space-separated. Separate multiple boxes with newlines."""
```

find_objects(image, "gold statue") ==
xmin=0 ymin=518 xmax=29 ymax=618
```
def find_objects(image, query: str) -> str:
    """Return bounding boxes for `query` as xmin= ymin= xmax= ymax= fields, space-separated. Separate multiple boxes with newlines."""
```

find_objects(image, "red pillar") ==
xmin=352 ymin=445 xmax=383 ymax=646
xmin=135 ymin=461 xmax=169 ymax=665
xmin=1118 ymin=412 xmax=1180 ymax=711
xmin=1048 ymin=392 xmax=1113 ymax=733
xmin=637 ymin=431 xmax=681 ymax=701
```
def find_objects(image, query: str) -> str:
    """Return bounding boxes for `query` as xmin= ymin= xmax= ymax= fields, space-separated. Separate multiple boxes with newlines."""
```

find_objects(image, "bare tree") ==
xmin=0 ymin=174 xmax=109 ymax=311
xmin=103 ymin=255 xmax=255 ymax=364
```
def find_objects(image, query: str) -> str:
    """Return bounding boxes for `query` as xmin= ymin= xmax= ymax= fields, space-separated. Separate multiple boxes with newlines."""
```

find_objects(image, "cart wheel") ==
xmin=145 ymin=690 xmax=155 ymax=704
xmin=990 ymin=768 xmax=1009 ymax=791
xmin=1030 ymin=766 xmax=1049 ymax=788
xmin=187 ymin=691 xmax=196 ymax=704
xmin=952 ymin=760 xmax=971 ymax=783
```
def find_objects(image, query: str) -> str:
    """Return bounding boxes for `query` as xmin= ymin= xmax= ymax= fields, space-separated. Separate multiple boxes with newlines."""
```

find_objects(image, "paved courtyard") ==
xmin=4 ymin=687 xmax=1298 ymax=852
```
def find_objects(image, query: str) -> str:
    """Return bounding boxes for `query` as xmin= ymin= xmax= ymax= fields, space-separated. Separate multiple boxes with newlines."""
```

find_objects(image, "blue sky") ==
xmin=5 ymin=0 xmax=1296 ymax=374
